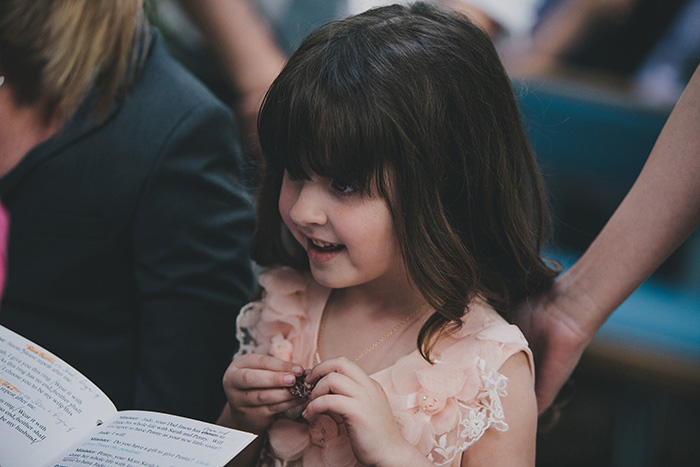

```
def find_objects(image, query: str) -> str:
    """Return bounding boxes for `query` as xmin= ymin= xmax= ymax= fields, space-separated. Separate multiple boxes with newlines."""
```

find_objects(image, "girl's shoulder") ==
xmin=257 ymin=265 xmax=318 ymax=295
xmin=377 ymin=300 xmax=533 ymax=465
xmin=235 ymin=267 xmax=328 ymax=365
xmin=447 ymin=299 xmax=533 ymax=373
xmin=383 ymin=299 xmax=532 ymax=387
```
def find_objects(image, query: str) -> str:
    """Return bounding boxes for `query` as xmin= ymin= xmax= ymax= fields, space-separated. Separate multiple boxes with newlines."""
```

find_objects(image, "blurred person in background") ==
xmin=506 ymin=0 xmax=700 ymax=106
xmin=0 ymin=0 xmax=255 ymax=422
xmin=151 ymin=0 xmax=542 ymax=171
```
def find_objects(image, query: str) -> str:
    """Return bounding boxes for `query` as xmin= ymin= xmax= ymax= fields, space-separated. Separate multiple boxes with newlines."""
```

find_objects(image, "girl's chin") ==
xmin=308 ymin=266 xmax=352 ymax=289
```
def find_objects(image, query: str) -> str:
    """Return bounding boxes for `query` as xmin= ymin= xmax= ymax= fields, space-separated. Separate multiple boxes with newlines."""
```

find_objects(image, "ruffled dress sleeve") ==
xmin=234 ymin=267 xmax=337 ymax=466
xmin=375 ymin=300 xmax=534 ymax=466
xmin=235 ymin=266 xmax=326 ymax=367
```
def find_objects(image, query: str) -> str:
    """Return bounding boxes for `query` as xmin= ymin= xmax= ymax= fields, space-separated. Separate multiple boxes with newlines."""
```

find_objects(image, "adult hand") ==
xmin=303 ymin=357 xmax=431 ymax=467
xmin=220 ymin=353 xmax=306 ymax=434
xmin=516 ymin=279 xmax=600 ymax=415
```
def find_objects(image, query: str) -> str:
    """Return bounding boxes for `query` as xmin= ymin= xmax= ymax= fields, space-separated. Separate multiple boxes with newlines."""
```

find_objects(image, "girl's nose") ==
xmin=288 ymin=181 xmax=327 ymax=227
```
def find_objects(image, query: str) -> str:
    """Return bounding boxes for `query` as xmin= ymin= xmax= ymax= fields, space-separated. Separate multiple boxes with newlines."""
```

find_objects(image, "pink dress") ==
xmin=235 ymin=267 xmax=534 ymax=467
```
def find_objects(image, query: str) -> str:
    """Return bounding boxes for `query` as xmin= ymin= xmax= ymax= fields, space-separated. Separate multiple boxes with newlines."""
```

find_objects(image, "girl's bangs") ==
xmin=259 ymin=51 xmax=396 ymax=195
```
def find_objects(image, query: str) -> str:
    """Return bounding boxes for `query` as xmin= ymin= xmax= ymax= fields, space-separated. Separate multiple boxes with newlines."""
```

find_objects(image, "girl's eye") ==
xmin=330 ymin=180 xmax=356 ymax=194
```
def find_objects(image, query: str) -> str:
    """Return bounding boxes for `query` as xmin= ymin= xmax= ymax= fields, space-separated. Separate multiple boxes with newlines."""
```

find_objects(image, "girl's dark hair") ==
xmin=253 ymin=2 xmax=559 ymax=361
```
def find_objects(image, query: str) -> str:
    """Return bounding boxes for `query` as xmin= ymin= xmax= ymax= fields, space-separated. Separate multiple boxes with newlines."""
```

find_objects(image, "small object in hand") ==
xmin=288 ymin=375 xmax=314 ymax=398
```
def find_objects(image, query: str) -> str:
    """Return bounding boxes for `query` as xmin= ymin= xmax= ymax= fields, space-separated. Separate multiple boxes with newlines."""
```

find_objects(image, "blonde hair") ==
xmin=0 ymin=0 xmax=144 ymax=124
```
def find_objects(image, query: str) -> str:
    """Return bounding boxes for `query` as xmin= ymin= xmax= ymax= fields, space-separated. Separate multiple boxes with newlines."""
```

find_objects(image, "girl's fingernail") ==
xmin=301 ymin=409 xmax=308 ymax=419
xmin=292 ymin=365 xmax=304 ymax=375
xmin=284 ymin=374 xmax=296 ymax=385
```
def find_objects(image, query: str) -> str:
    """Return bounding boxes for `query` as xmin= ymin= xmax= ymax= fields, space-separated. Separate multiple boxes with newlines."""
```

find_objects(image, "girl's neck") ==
xmin=319 ymin=281 xmax=430 ymax=375
xmin=330 ymin=274 xmax=425 ymax=320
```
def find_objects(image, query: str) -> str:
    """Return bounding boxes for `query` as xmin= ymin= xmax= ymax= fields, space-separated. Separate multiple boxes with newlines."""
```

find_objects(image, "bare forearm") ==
xmin=177 ymin=0 xmax=285 ymax=94
xmin=444 ymin=1 xmax=500 ymax=37
xmin=528 ymin=0 xmax=602 ymax=59
xmin=558 ymin=65 xmax=700 ymax=335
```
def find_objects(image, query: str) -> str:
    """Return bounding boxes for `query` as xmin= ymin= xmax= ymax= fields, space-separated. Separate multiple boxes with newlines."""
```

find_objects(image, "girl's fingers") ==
xmin=306 ymin=356 xmax=369 ymax=387
xmin=226 ymin=366 xmax=297 ymax=389
xmin=303 ymin=357 xmax=391 ymax=422
xmin=235 ymin=353 xmax=305 ymax=374
xmin=303 ymin=392 xmax=356 ymax=420
xmin=225 ymin=356 xmax=304 ymax=391
xmin=267 ymin=395 xmax=308 ymax=414
xmin=309 ymin=370 xmax=361 ymax=398
xmin=232 ymin=386 xmax=298 ymax=407
xmin=303 ymin=368 xmax=369 ymax=420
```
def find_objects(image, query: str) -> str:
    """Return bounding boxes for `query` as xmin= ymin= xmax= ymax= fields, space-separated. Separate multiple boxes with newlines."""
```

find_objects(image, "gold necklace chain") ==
xmin=314 ymin=298 xmax=427 ymax=365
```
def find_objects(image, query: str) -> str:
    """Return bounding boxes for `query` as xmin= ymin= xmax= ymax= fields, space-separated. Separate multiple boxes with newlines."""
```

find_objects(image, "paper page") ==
xmin=0 ymin=325 xmax=117 ymax=467
xmin=48 ymin=410 xmax=257 ymax=467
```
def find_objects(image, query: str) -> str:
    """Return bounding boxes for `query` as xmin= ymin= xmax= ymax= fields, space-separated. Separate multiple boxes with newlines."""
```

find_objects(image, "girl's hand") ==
xmin=302 ymin=357 xmax=430 ymax=467
xmin=221 ymin=353 xmax=306 ymax=434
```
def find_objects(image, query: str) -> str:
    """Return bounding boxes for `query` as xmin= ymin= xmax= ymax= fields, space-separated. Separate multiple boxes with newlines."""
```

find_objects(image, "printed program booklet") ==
xmin=0 ymin=324 xmax=256 ymax=467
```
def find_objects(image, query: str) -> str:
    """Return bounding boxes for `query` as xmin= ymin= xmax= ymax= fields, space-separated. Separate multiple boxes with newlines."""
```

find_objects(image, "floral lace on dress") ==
xmin=235 ymin=267 xmax=534 ymax=467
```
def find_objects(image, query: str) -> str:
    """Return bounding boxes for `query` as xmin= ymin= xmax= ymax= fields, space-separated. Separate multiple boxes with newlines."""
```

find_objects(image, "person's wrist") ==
xmin=552 ymin=269 xmax=603 ymax=348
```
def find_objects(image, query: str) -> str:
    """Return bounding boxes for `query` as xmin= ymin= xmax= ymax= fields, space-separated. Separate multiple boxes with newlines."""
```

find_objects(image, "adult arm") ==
xmin=518 ymin=64 xmax=700 ymax=413
xmin=447 ymin=0 xmax=543 ymax=39
xmin=176 ymin=0 xmax=286 ymax=149
xmin=132 ymin=100 xmax=255 ymax=422
xmin=505 ymin=0 xmax=638 ymax=75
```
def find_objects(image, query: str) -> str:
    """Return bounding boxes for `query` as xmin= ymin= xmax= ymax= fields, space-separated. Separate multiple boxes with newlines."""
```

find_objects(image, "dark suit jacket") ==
xmin=0 ymin=34 xmax=255 ymax=423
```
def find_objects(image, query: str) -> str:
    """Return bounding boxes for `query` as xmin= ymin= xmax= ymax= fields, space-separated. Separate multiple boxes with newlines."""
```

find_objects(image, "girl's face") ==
xmin=279 ymin=170 xmax=406 ymax=290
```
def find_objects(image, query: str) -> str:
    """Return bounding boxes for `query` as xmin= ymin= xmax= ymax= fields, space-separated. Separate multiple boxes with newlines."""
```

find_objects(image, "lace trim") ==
xmin=427 ymin=358 xmax=509 ymax=466
xmin=235 ymin=301 xmax=264 ymax=358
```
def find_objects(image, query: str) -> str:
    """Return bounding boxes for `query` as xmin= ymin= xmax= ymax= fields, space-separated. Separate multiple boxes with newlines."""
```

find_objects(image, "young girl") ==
xmin=218 ymin=3 xmax=558 ymax=465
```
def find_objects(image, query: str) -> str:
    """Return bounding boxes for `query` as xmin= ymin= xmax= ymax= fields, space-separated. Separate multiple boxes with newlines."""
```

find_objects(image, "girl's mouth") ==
xmin=308 ymin=238 xmax=345 ymax=253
